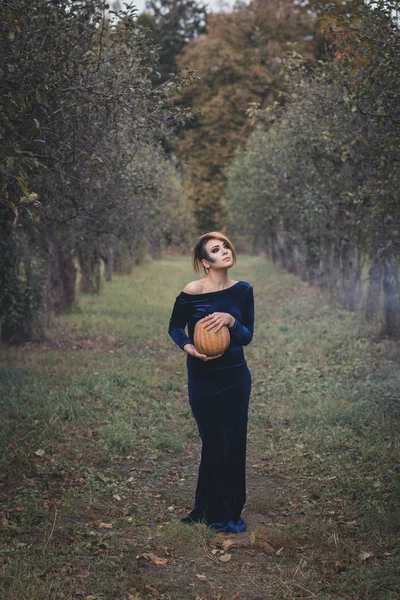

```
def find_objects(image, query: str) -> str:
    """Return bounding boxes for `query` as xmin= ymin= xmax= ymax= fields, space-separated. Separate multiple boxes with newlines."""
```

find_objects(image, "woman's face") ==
xmin=202 ymin=238 xmax=233 ymax=270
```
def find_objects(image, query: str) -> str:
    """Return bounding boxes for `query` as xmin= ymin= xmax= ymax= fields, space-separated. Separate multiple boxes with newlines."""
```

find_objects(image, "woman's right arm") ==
xmin=168 ymin=295 xmax=192 ymax=350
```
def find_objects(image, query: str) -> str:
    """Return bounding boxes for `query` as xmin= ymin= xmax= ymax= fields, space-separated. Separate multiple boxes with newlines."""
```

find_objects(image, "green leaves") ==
xmin=0 ymin=0 xmax=193 ymax=341
xmin=226 ymin=1 xmax=400 ymax=333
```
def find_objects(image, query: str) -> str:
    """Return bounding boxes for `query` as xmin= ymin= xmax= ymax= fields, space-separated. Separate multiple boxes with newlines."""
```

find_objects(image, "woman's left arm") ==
xmin=229 ymin=285 xmax=254 ymax=346
xmin=201 ymin=286 xmax=254 ymax=346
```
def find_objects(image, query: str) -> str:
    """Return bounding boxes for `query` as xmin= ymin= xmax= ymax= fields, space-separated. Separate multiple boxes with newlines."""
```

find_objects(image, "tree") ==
xmin=0 ymin=0 xmax=193 ymax=342
xmin=173 ymin=0 xmax=315 ymax=231
xmin=226 ymin=0 xmax=400 ymax=336
xmin=140 ymin=0 xmax=207 ymax=82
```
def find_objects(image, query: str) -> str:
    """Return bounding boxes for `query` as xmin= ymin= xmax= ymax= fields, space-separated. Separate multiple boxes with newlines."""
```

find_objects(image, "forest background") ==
xmin=1 ymin=2 xmax=400 ymax=598
xmin=1 ymin=0 xmax=400 ymax=342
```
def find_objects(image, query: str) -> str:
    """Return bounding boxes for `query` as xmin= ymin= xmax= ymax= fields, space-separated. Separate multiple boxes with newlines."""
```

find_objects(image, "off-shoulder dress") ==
xmin=168 ymin=281 xmax=254 ymax=533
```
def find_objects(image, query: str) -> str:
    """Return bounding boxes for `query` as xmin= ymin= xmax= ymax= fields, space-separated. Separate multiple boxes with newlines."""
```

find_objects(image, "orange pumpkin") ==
xmin=194 ymin=320 xmax=230 ymax=357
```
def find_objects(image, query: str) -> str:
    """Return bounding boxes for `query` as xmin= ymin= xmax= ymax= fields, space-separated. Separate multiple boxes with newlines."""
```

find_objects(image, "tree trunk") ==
xmin=149 ymin=238 xmax=162 ymax=260
xmin=0 ymin=217 xmax=19 ymax=342
xmin=270 ymin=221 xmax=286 ymax=268
xmin=94 ymin=248 xmax=101 ymax=292
xmin=331 ymin=238 xmax=341 ymax=299
xmin=265 ymin=231 xmax=275 ymax=263
xmin=276 ymin=221 xmax=288 ymax=269
xmin=365 ymin=250 xmax=382 ymax=322
xmin=285 ymin=237 xmax=297 ymax=274
xmin=0 ymin=214 xmax=44 ymax=343
xmin=45 ymin=241 xmax=77 ymax=318
xmin=104 ymin=246 xmax=113 ymax=282
xmin=320 ymin=221 xmax=336 ymax=293
xmin=382 ymin=250 xmax=400 ymax=337
xmin=340 ymin=214 xmax=361 ymax=311
xmin=113 ymin=244 xmax=134 ymax=274
xmin=304 ymin=235 xmax=320 ymax=287
xmin=78 ymin=245 xmax=101 ymax=293
xmin=264 ymin=221 xmax=275 ymax=262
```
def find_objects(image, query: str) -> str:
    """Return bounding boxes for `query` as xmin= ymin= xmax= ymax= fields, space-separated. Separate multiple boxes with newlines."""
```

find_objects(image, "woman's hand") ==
xmin=183 ymin=344 xmax=222 ymax=361
xmin=200 ymin=312 xmax=235 ymax=333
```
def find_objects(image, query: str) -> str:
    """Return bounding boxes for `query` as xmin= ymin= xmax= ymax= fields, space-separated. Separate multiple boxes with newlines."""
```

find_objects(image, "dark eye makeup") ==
xmin=211 ymin=243 xmax=230 ymax=254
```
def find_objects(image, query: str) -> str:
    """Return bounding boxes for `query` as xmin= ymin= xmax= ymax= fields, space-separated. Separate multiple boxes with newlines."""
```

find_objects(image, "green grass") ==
xmin=0 ymin=255 xmax=399 ymax=599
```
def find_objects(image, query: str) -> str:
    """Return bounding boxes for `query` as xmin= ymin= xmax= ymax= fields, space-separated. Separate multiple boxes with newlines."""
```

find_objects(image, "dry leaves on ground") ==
xmin=137 ymin=553 xmax=169 ymax=566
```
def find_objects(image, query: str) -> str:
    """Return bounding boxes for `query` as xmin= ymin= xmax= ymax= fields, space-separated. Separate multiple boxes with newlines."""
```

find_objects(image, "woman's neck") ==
xmin=204 ymin=269 xmax=231 ymax=291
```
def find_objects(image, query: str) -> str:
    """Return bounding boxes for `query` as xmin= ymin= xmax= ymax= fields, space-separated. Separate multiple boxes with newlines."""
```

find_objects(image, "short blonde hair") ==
xmin=192 ymin=231 xmax=237 ymax=275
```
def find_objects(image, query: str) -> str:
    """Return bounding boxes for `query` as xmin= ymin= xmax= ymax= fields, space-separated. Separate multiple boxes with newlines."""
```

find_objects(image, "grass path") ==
xmin=1 ymin=255 xmax=399 ymax=600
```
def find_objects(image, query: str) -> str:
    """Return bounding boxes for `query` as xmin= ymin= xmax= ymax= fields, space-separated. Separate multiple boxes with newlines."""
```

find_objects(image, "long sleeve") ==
xmin=229 ymin=285 xmax=254 ymax=346
xmin=168 ymin=294 xmax=192 ymax=350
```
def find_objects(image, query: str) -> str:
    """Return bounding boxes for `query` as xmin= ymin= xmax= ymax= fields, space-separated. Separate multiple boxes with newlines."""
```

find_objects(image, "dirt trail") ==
xmin=1 ymin=256 xmax=399 ymax=600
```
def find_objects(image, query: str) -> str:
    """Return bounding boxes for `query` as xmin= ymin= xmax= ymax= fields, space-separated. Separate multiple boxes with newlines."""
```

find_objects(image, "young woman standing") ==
xmin=168 ymin=232 xmax=254 ymax=533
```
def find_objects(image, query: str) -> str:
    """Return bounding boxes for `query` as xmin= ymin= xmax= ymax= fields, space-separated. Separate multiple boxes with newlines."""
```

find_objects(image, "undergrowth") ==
xmin=0 ymin=256 xmax=399 ymax=600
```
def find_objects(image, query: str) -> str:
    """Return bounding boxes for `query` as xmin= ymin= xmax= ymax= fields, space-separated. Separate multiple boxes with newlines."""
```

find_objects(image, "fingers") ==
xmin=200 ymin=316 xmax=215 ymax=329
xmin=201 ymin=312 xmax=231 ymax=332
xmin=201 ymin=313 xmax=215 ymax=321
xmin=185 ymin=343 xmax=222 ymax=361
xmin=193 ymin=348 xmax=221 ymax=361
xmin=204 ymin=323 xmax=221 ymax=332
xmin=201 ymin=315 xmax=221 ymax=331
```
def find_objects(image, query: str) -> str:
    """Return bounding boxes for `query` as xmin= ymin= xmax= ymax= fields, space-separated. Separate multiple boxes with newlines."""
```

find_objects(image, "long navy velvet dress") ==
xmin=168 ymin=281 xmax=254 ymax=533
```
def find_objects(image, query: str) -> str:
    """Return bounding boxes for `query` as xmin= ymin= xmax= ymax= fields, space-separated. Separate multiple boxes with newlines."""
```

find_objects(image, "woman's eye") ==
xmin=212 ymin=248 xmax=219 ymax=253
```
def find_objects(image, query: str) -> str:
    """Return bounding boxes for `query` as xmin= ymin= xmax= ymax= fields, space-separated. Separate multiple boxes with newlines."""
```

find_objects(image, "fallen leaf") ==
xmin=219 ymin=553 xmax=232 ymax=562
xmin=138 ymin=553 xmax=168 ymax=566
xmin=1 ymin=517 xmax=9 ymax=527
xmin=229 ymin=593 xmax=241 ymax=600
xmin=145 ymin=585 xmax=160 ymax=596
xmin=196 ymin=574 xmax=207 ymax=581
xmin=79 ymin=569 xmax=90 ymax=578
xmin=14 ymin=507 xmax=23 ymax=512
xmin=276 ymin=547 xmax=284 ymax=556
xmin=151 ymin=555 xmax=168 ymax=566
xmin=336 ymin=563 xmax=348 ymax=575
xmin=383 ymin=552 xmax=392 ymax=557
xmin=359 ymin=551 xmax=374 ymax=562
xmin=222 ymin=538 xmax=235 ymax=551
xmin=98 ymin=522 xmax=113 ymax=529
xmin=35 ymin=449 xmax=45 ymax=457
xmin=113 ymin=494 xmax=122 ymax=501
xmin=232 ymin=562 xmax=252 ymax=569
xmin=258 ymin=540 xmax=276 ymax=555
xmin=343 ymin=520 xmax=358 ymax=530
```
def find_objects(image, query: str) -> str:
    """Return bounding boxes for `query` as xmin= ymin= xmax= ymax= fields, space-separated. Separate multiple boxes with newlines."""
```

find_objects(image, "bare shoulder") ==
xmin=182 ymin=280 xmax=205 ymax=295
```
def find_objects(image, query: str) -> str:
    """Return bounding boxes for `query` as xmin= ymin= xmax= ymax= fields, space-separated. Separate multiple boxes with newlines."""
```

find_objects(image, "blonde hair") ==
xmin=192 ymin=231 xmax=237 ymax=275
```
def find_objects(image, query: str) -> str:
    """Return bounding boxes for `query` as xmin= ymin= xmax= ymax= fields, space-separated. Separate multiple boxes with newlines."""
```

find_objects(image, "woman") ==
xmin=168 ymin=232 xmax=254 ymax=533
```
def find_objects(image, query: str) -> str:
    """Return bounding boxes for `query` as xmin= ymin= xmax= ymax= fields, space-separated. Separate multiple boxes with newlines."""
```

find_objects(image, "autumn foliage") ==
xmin=173 ymin=0 xmax=315 ymax=231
